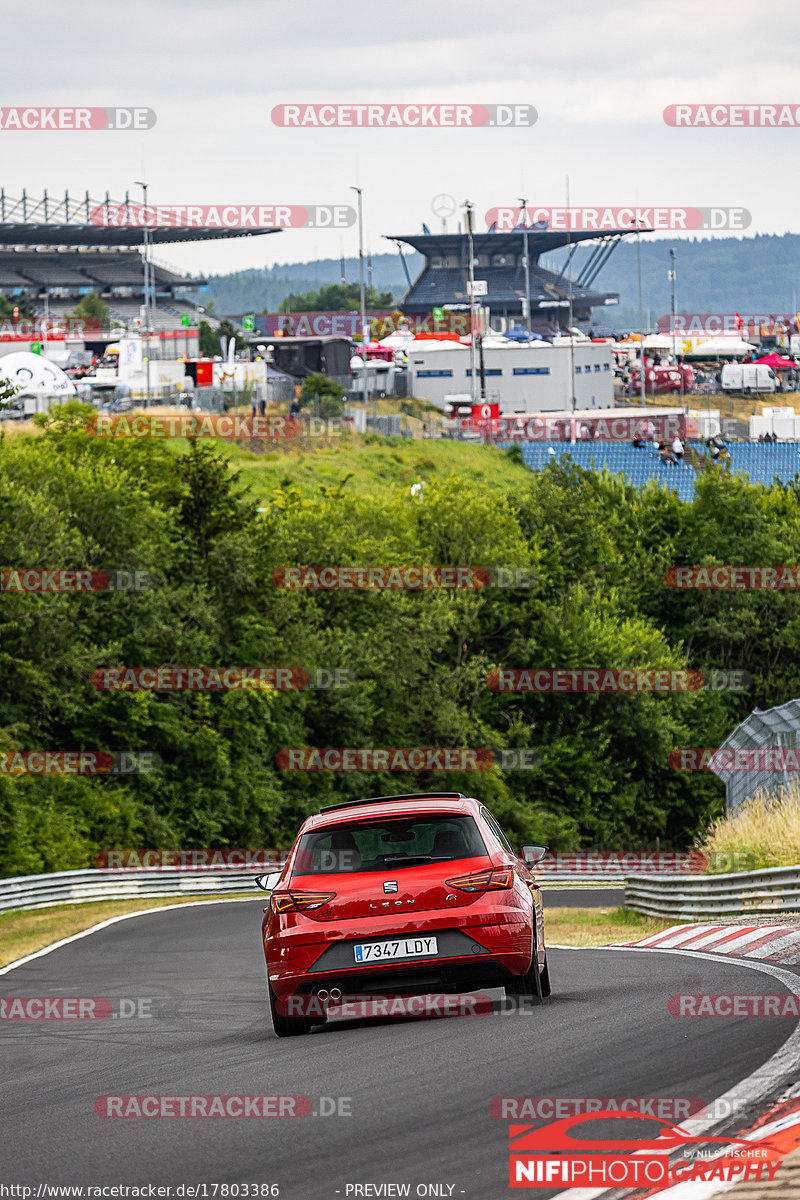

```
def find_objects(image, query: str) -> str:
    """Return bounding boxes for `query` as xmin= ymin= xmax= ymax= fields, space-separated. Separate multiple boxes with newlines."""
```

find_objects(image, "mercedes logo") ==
xmin=431 ymin=193 xmax=457 ymax=219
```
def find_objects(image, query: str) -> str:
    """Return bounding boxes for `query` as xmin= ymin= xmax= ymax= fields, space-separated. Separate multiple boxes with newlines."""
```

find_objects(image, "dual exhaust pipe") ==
xmin=313 ymin=986 xmax=342 ymax=1005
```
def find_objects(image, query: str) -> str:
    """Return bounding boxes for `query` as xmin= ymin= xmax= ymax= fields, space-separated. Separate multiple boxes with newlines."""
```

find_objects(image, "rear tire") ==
xmin=539 ymin=954 xmax=551 ymax=998
xmin=268 ymin=982 xmax=312 ymax=1038
xmin=505 ymin=948 xmax=544 ymax=1007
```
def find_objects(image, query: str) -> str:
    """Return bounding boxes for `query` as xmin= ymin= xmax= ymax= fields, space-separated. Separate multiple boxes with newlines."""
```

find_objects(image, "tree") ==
xmin=0 ymin=291 xmax=38 ymax=320
xmin=299 ymin=372 xmax=345 ymax=418
xmin=198 ymin=320 xmax=219 ymax=358
xmin=68 ymin=291 xmax=110 ymax=329
xmin=0 ymin=376 xmax=18 ymax=410
xmin=280 ymin=284 xmax=394 ymax=313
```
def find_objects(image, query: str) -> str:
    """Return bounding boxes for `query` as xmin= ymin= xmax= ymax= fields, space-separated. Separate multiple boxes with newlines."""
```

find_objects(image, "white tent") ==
xmin=686 ymin=337 xmax=756 ymax=357
xmin=379 ymin=332 xmax=414 ymax=348
xmin=0 ymin=351 xmax=75 ymax=396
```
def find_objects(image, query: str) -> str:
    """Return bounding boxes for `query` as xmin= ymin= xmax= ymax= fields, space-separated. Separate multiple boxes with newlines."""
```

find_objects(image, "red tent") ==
xmin=754 ymin=352 xmax=796 ymax=369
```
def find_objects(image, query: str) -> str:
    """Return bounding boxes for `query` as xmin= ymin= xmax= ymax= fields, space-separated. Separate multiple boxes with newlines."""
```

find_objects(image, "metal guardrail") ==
xmin=0 ymin=867 xmax=629 ymax=913
xmin=0 ymin=869 xmax=264 ymax=914
xmin=625 ymin=865 xmax=800 ymax=919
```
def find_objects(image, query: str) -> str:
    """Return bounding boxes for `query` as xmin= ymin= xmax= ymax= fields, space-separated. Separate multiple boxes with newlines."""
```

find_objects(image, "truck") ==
xmin=628 ymin=365 xmax=695 ymax=395
xmin=721 ymin=363 xmax=777 ymax=394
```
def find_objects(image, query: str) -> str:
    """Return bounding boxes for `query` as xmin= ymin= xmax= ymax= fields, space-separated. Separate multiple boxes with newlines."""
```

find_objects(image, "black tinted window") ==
xmin=292 ymin=815 xmax=487 ymax=875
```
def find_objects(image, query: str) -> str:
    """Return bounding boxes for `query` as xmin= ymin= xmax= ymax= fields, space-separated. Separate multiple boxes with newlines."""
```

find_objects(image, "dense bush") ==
xmin=1 ymin=408 xmax=796 ymax=873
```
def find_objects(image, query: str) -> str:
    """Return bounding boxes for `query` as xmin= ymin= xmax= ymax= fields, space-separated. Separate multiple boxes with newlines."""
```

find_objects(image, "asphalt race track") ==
xmin=539 ymin=887 xmax=625 ymax=907
xmin=2 ymin=898 xmax=799 ymax=1200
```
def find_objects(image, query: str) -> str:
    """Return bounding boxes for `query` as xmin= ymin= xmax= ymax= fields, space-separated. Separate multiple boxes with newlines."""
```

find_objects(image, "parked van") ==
xmin=721 ymin=364 xmax=777 ymax=394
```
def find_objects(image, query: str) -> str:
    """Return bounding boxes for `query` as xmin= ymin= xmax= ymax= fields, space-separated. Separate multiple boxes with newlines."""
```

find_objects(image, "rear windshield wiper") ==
xmin=380 ymin=854 xmax=453 ymax=866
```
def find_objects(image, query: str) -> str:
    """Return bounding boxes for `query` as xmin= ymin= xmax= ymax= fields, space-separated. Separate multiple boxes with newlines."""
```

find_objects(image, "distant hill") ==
xmin=204 ymin=253 xmax=422 ymax=315
xmin=204 ymin=234 xmax=800 ymax=329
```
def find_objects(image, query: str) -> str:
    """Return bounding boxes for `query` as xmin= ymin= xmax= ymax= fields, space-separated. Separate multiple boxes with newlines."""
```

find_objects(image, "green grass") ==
xmin=544 ymin=905 xmax=678 ymax=946
xmin=220 ymin=433 xmax=529 ymax=503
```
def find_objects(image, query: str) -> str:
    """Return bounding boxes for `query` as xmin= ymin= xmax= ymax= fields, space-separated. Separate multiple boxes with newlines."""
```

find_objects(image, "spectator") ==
xmin=672 ymin=434 xmax=684 ymax=462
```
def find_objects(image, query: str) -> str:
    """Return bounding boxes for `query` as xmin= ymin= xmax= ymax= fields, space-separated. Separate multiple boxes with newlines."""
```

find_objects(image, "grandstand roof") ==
xmin=0 ymin=192 xmax=283 ymax=248
xmin=387 ymin=228 xmax=639 ymax=318
xmin=388 ymin=229 xmax=637 ymax=258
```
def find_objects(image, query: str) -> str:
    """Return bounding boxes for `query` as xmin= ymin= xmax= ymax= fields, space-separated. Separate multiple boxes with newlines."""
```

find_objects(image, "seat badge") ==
xmin=383 ymin=880 xmax=399 ymax=893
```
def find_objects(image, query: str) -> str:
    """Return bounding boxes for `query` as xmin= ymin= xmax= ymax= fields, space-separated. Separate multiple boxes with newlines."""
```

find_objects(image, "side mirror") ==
xmin=520 ymin=844 xmax=548 ymax=866
xmin=254 ymin=871 xmax=282 ymax=891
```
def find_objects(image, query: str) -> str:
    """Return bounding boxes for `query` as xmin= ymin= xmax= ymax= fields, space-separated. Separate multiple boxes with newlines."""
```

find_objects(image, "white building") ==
xmin=406 ymin=339 xmax=615 ymax=413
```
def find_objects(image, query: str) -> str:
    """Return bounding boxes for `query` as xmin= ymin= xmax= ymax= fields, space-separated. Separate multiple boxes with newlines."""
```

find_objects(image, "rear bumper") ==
xmin=266 ymin=913 xmax=535 ymax=999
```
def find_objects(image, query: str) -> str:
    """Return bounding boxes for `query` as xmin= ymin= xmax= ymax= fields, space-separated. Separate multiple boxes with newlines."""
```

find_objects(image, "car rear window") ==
xmin=292 ymin=815 xmax=488 ymax=876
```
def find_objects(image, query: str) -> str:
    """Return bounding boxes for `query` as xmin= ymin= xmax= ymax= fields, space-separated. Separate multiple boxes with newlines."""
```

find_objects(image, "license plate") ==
xmin=353 ymin=936 xmax=438 ymax=963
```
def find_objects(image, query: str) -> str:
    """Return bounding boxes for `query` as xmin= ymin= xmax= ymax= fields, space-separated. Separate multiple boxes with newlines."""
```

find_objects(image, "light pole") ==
xmin=463 ymin=201 xmax=478 ymax=405
xmin=635 ymin=218 xmax=646 ymax=406
xmin=669 ymin=248 xmax=682 ymax=403
xmin=519 ymin=197 xmax=531 ymax=337
xmin=565 ymin=177 xmax=576 ymax=412
xmin=135 ymin=180 xmax=151 ymax=409
xmin=350 ymin=186 xmax=369 ymax=411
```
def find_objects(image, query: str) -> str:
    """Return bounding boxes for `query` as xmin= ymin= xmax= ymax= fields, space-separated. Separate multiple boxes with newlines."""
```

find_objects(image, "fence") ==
xmin=624 ymin=865 xmax=800 ymax=919
xmin=0 ymin=865 xmax=633 ymax=914
xmin=0 ymin=868 xmax=268 ymax=914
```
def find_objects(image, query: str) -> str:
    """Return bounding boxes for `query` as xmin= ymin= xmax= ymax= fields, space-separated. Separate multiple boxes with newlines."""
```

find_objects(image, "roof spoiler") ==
xmin=318 ymin=792 xmax=467 ymax=814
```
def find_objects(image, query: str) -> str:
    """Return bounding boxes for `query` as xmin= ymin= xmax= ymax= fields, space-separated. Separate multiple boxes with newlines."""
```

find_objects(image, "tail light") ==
xmin=270 ymin=890 xmax=336 ymax=914
xmin=445 ymin=867 xmax=514 ymax=893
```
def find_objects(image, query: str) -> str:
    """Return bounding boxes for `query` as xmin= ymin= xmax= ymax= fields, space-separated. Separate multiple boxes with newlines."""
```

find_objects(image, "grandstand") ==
xmin=0 ymin=190 xmax=282 ymax=336
xmin=511 ymin=441 xmax=800 ymax=501
xmin=387 ymin=228 xmax=640 ymax=330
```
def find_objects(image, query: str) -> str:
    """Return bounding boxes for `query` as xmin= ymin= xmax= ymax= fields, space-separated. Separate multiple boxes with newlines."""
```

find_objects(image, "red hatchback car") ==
xmin=255 ymin=791 xmax=550 ymax=1037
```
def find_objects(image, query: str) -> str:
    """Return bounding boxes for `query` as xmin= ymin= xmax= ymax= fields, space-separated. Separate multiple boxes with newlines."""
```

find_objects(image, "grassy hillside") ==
xmin=221 ymin=433 xmax=527 ymax=503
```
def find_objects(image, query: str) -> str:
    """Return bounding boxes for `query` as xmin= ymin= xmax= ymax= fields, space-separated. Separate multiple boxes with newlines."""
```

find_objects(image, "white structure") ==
xmin=750 ymin=408 xmax=800 ymax=440
xmin=407 ymin=339 xmax=614 ymax=412
xmin=0 ymin=351 xmax=75 ymax=410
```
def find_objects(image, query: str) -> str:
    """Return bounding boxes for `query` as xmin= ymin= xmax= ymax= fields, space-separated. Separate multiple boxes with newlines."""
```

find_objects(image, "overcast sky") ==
xmin=2 ymin=0 xmax=799 ymax=279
